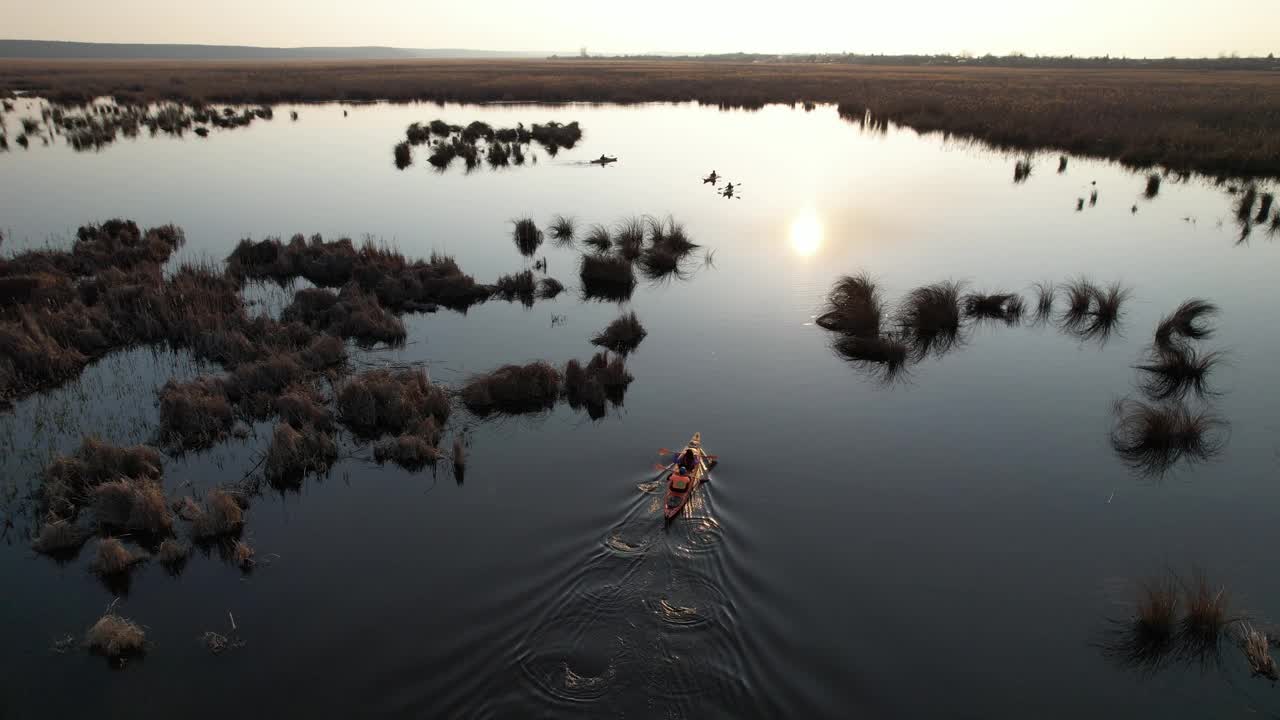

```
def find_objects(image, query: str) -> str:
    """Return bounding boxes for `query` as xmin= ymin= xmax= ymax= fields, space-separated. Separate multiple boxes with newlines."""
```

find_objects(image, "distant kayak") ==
xmin=590 ymin=155 xmax=618 ymax=165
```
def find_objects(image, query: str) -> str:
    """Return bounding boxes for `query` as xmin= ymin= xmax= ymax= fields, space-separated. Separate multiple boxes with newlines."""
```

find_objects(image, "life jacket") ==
xmin=670 ymin=473 xmax=690 ymax=491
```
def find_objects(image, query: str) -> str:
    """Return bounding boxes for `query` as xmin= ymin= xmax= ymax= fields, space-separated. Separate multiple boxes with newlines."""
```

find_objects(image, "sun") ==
xmin=789 ymin=211 xmax=823 ymax=257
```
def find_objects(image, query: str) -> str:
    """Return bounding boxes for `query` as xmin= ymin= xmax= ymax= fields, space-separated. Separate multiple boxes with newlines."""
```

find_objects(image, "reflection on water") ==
xmin=789 ymin=210 xmax=823 ymax=258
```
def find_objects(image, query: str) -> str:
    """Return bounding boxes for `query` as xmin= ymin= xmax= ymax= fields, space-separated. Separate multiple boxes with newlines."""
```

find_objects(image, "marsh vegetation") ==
xmin=396 ymin=118 xmax=582 ymax=171
xmin=1099 ymin=570 xmax=1274 ymax=683
xmin=1 ymin=83 xmax=1275 ymax=718
xmin=8 ymin=60 xmax=1280 ymax=175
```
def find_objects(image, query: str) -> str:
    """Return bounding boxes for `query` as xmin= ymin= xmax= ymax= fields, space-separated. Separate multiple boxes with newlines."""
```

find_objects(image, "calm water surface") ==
xmin=1 ymin=99 xmax=1279 ymax=719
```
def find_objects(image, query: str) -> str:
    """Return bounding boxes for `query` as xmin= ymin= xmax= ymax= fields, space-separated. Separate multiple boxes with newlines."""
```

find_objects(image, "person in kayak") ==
xmin=703 ymin=170 xmax=718 ymax=184
xmin=669 ymin=467 xmax=691 ymax=492
xmin=678 ymin=448 xmax=698 ymax=473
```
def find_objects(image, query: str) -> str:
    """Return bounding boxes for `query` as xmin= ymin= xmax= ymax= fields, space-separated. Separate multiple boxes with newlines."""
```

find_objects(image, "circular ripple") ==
xmin=671 ymin=515 xmax=723 ymax=557
xmin=516 ymin=571 xmax=643 ymax=705
xmin=603 ymin=531 xmax=649 ymax=557
xmin=647 ymin=568 xmax=731 ymax=630
xmin=603 ymin=516 xmax=657 ymax=557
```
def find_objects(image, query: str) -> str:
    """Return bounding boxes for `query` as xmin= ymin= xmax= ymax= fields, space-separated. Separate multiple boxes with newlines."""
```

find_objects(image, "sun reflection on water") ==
xmin=789 ymin=211 xmax=824 ymax=257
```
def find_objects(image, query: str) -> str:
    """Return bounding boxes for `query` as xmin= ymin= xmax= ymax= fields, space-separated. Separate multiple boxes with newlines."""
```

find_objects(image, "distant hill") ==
xmin=0 ymin=39 xmax=550 ymax=60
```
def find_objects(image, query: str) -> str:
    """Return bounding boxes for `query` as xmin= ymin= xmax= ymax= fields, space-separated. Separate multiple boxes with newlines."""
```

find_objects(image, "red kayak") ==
xmin=663 ymin=432 xmax=714 ymax=523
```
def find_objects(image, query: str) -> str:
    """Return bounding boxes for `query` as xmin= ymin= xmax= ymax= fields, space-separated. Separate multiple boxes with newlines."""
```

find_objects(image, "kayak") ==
xmin=590 ymin=156 xmax=618 ymax=165
xmin=663 ymin=432 xmax=714 ymax=523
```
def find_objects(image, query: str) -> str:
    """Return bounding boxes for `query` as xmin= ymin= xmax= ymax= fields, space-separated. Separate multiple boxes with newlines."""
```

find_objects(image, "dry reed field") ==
xmin=2 ymin=59 xmax=1279 ymax=176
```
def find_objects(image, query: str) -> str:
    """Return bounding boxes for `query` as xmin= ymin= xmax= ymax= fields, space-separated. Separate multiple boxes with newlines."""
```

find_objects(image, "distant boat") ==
xmin=590 ymin=155 xmax=617 ymax=165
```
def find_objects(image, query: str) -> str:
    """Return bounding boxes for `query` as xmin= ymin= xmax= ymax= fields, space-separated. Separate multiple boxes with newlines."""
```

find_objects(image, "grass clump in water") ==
xmin=493 ymin=269 xmax=537 ymax=307
xmin=1101 ymin=573 xmax=1180 ymax=674
xmin=1239 ymin=624 xmax=1278 ymax=681
xmin=157 ymin=376 xmax=233 ymax=451
xmin=41 ymin=437 xmax=163 ymax=520
xmin=583 ymin=224 xmax=612 ymax=253
xmin=1059 ymin=278 xmax=1129 ymax=343
xmin=90 ymin=478 xmax=173 ymax=535
xmin=274 ymin=383 xmax=333 ymax=431
xmin=156 ymin=538 xmax=190 ymax=574
xmin=817 ymin=273 xmax=882 ymax=336
xmin=1135 ymin=346 xmax=1221 ymax=401
xmin=614 ymin=217 xmax=646 ymax=261
xmin=393 ymin=141 xmax=412 ymax=169
xmin=91 ymin=537 xmax=147 ymax=576
xmin=538 ymin=277 xmax=565 ymax=299
xmin=563 ymin=352 xmax=633 ymax=419
xmin=1145 ymin=173 xmax=1162 ymax=198
xmin=32 ymin=518 xmax=87 ymax=556
xmin=963 ymin=291 xmax=1025 ymax=325
xmin=264 ymin=422 xmax=337 ymax=486
xmin=231 ymin=540 xmax=255 ymax=570
xmin=1031 ymin=281 xmax=1055 ymax=324
xmin=188 ymin=489 xmax=245 ymax=539
xmin=639 ymin=218 xmax=701 ymax=282
xmin=832 ymin=334 xmax=909 ymax=384
xmin=1153 ymin=298 xmax=1217 ymax=351
xmin=591 ymin=311 xmax=647 ymax=355
xmin=530 ymin=121 xmax=582 ymax=151
xmin=1110 ymin=399 xmax=1225 ymax=477
xmin=1177 ymin=571 xmax=1234 ymax=665
xmin=1013 ymin=158 xmax=1032 ymax=183
xmin=337 ymin=368 xmax=450 ymax=437
xmin=549 ymin=215 xmax=576 ymax=246
xmin=374 ymin=417 xmax=443 ymax=471
xmin=281 ymin=286 xmax=406 ymax=345
xmin=512 ymin=218 xmax=544 ymax=257
xmin=85 ymin=609 xmax=146 ymax=661
xmin=898 ymin=280 xmax=965 ymax=359
xmin=462 ymin=362 xmax=561 ymax=416
xmin=487 ymin=141 xmax=510 ymax=167
xmin=1257 ymin=193 xmax=1275 ymax=224
xmin=580 ymin=254 xmax=636 ymax=302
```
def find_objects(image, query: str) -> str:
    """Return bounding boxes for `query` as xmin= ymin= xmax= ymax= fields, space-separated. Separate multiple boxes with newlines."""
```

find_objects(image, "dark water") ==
xmin=2 ymin=99 xmax=1280 ymax=719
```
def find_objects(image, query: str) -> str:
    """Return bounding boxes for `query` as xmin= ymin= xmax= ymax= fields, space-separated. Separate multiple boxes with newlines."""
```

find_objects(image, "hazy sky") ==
xmin=7 ymin=0 xmax=1278 ymax=57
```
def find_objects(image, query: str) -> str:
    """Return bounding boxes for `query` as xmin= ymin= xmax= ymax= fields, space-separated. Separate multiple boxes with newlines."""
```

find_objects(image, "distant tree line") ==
xmin=549 ymin=51 xmax=1280 ymax=71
